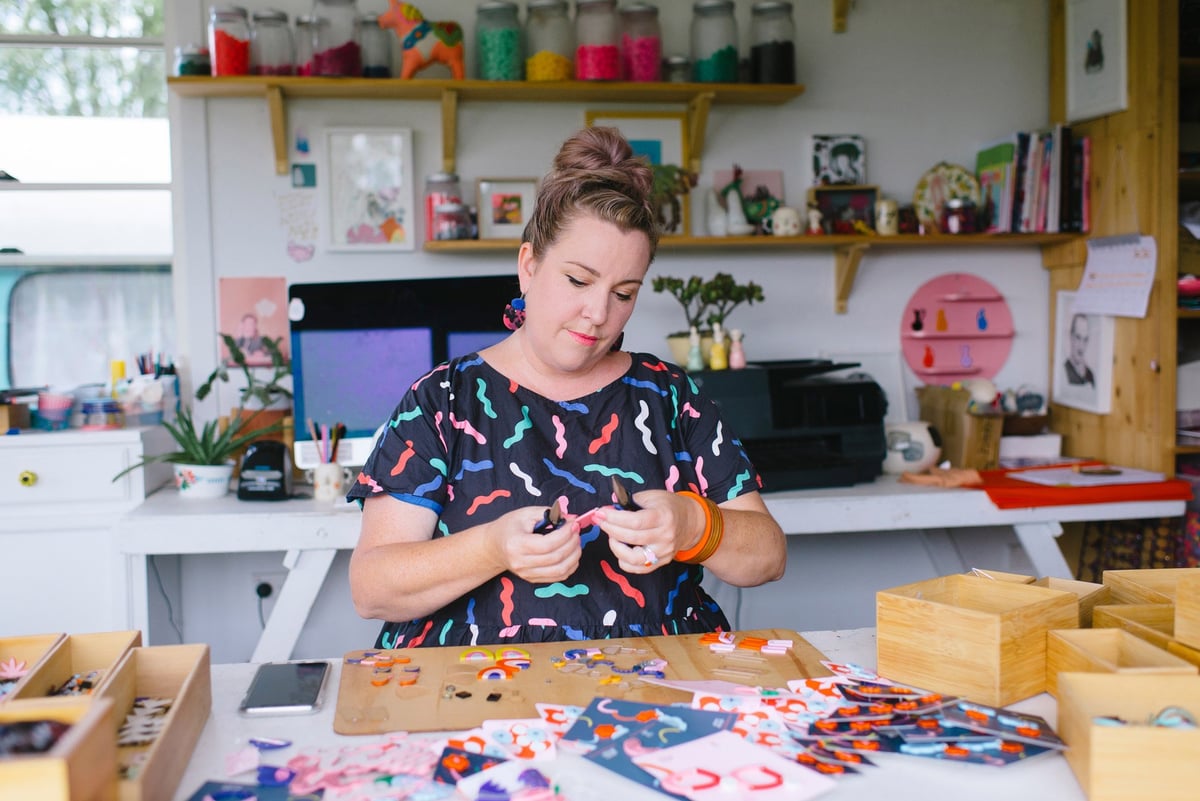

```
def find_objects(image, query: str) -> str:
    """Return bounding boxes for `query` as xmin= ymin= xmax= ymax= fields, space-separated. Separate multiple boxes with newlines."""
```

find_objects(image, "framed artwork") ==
xmin=323 ymin=127 xmax=415 ymax=251
xmin=1065 ymin=0 xmax=1128 ymax=123
xmin=477 ymin=178 xmax=538 ymax=240
xmin=811 ymin=134 xmax=866 ymax=186
xmin=1052 ymin=290 xmax=1115 ymax=414
xmin=584 ymin=110 xmax=691 ymax=235
xmin=807 ymin=184 xmax=878 ymax=234
xmin=217 ymin=277 xmax=289 ymax=367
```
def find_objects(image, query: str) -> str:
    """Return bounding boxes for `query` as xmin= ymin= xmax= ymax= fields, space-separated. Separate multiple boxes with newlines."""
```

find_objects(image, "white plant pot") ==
xmin=172 ymin=463 xmax=234 ymax=499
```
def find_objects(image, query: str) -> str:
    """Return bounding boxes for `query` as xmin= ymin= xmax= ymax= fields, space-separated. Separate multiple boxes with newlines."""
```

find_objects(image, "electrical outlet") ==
xmin=252 ymin=571 xmax=287 ymax=623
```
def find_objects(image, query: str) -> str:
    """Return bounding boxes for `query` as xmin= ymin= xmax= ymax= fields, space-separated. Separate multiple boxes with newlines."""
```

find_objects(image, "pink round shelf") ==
xmin=900 ymin=272 xmax=1013 ymax=385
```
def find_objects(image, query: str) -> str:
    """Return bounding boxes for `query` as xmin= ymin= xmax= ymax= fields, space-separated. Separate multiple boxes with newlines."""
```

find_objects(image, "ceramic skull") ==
xmin=770 ymin=206 xmax=802 ymax=237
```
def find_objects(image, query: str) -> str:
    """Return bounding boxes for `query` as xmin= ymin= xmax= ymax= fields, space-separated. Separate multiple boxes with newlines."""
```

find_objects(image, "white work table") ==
xmin=115 ymin=476 xmax=1185 ymax=662
xmin=171 ymin=627 xmax=1084 ymax=801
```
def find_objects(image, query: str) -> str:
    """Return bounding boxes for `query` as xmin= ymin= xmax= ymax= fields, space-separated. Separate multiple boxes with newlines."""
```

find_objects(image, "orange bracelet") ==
xmin=675 ymin=490 xmax=719 ymax=563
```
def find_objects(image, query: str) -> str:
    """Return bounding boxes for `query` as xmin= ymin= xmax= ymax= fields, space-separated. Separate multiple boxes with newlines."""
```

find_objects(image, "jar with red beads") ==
xmin=619 ymin=3 xmax=661 ymax=82
xmin=250 ymin=9 xmax=294 ymax=75
xmin=311 ymin=0 xmax=361 ymax=77
xmin=209 ymin=6 xmax=251 ymax=76
xmin=574 ymin=0 xmax=619 ymax=81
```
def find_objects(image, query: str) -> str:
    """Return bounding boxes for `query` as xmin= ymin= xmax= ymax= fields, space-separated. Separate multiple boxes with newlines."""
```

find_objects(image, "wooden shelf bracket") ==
xmin=686 ymin=92 xmax=714 ymax=176
xmin=266 ymin=85 xmax=288 ymax=175
xmin=440 ymin=88 xmax=458 ymax=175
xmin=833 ymin=0 xmax=852 ymax=32
xmin=834 ymin=242 xmax=869 ymax=313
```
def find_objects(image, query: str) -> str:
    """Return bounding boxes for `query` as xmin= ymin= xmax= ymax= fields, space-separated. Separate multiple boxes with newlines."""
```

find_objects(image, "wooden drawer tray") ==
xmin=11 ymin=631 xmax=141 ymax=702
xmin=99 ymin=644 xmax=211 ymax=801
xmin=1175 ymin=572 xmax=1200 ymax=650
xmin=1032 ymin=576 xmax=1111 ymax=627
xmin=0 ymin=696 xmax=117 ymax=801
xmin=0 ymin=633 xmax=65 ymax=702
xmin=1045 ymin=628 xmax=1197 ymax=697
xmin=876 ymin=573 xmax=1078 ymax=706
xmin=1102 ymin=567 xmax=1199 ymax=604
xmin=1058 ymin=673 xmax=1200 ymax=801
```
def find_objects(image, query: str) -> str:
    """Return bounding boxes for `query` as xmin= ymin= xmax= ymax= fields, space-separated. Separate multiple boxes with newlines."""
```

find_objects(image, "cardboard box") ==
xmin=1045 ymin=628 xmax=1197 ymax=697
xmin=1174 ymin=572 xmax=1200 ymax=650
xmin=0 ymin=696 xmax=117 ymax=801
xmin=0 ymin=633 xmax=65 ymax=702
xmin=876 ymin=574 xmax=1078 ymax=705
xmin=1032 ymin=576 xmax=1111 ymax=627
xmin=99 ymin=644 xmax=211 ymax=801
xmin=1058 ymin=673 xmax=1200 ymax=801
xmin=1102 ymin=567 xmax=1199 ymax=604
xmin=11 ymin=631 xmax=141 ymax=702
xmin=916 ymin=384 xmax=1003 ymax=469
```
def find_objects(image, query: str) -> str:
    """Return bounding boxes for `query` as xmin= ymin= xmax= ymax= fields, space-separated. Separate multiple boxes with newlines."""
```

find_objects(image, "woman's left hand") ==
xmin=593 ymin=489 xmax=701 ymax=573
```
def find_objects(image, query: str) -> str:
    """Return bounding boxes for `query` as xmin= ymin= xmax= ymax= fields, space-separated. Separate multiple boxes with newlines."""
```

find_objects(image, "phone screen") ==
xmin=238 ymin=661 xmax=330 ymax=716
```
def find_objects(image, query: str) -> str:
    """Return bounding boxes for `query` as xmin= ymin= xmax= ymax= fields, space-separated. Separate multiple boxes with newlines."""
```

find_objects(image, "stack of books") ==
xmin=974 ymin=124 xmax=1090 ymax=234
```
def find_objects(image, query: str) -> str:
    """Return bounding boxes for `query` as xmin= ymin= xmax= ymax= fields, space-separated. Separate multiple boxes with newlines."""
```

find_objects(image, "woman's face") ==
xmin=517 ymin=213 xmax=650 ymax=374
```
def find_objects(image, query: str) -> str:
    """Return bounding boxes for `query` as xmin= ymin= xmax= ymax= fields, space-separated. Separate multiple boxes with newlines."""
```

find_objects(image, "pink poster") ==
xmin=217 ymin=277 xmax=289 ymax=366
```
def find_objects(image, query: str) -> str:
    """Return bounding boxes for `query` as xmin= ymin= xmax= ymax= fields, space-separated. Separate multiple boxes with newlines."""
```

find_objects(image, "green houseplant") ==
xmin=652 ymin=272 xmax=765 ymax=366
xmin=196 ymin=333 xmax=292 ymax=410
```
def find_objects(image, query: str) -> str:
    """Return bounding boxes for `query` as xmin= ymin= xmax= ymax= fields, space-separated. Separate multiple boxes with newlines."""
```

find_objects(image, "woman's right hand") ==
xmin=491 ymin=506 xmax=583 ymax=584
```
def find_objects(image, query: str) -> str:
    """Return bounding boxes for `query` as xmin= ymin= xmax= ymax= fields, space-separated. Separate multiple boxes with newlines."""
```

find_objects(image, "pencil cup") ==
xmin=312 ymin=463 xmax=352 ymax=502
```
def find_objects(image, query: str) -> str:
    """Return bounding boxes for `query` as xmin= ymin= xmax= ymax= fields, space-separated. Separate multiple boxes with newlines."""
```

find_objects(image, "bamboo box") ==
xmin=875 ymin=573 xmax=1078 ymax=705
xmin=1102 ymin=567 xmax=1199 ymax=604
xmin=1092 ymin=604 xmax=1200 ymax=669
xmin=99 ymin=644 xmax=211 ymax=801
xmin=1032 ymin=576 xmax=1111 ymax=627
xmin=1174 ymin=572 xmax=1200 ymax=651
xmin=11 ymin=630 xmax=141 ymax=701
xmin=1045 ymin=628 xmax=1197 ymax=697
xmin=0 ymin=696 xmax=117 ymax=801
xmin=1057 ymin=673 xmax=1200 ymax=801
xmin=0 ymin=633 xmax=65 ymax=702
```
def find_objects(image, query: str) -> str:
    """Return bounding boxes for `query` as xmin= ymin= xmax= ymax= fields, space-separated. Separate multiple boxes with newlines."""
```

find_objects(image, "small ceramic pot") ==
xmin=311 ymin=462 xmax=354 ymax=502
xmin=173 ymin=463 xmax=234 ymax=499
xmin=881 ymin=422 xmax=942 ymax=474
xmin=876 ymin=199 xmax=900 ymax=236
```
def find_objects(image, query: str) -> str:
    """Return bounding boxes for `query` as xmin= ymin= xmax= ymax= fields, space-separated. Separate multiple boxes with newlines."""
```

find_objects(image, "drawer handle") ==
xmin=18 ymin=470 xmax=37 ymax=487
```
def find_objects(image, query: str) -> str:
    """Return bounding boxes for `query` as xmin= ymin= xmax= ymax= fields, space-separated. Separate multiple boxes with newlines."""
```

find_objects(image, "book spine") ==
xmin=1058 ymin=125 xmax=1074 ymax=232
xmin=1081 ymin=135 xmax=1091 ymax=233
xmin=1012 ymin=132 xmax=1032 ymax=232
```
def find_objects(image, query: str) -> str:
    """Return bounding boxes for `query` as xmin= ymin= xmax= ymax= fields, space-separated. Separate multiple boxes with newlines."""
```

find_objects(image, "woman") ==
xmin=348 ymin=127 xmax=786 ymax=648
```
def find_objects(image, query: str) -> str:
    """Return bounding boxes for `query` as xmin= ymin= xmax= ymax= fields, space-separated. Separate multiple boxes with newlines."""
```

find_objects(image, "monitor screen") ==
xmin=289 ymin=275 xmax=518 ymax=468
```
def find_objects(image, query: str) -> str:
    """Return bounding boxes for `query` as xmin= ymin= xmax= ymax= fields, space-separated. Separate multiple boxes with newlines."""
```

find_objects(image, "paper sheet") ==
xmin=1070 ymin=235 xmax=1157 ymax=318
xmin=1008 ymin=465 xmax=1164 ymax=487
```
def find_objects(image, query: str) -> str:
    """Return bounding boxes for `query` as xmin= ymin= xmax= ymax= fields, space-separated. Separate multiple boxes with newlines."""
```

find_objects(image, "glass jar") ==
xmin=79 ymin=398 xmax=124 ymax=431
xmin=358 ymin=14 xmax=391 ymax=77
xmin=209 ymin=6 xmax=250 ymax=76
xmin=690 ymin=0 xmax=737 ymax=83
xmin=663 ymin=54 xmax=690 ymax=83
xmin=311 ymin=0 xmax=361 ymax=77
xmin=174 ymin=44 xmax=211 ymax=76
xmin=294 ymin=15 xmax=321 ymax=75
xmin=619 ymin=3 xmax=661 ymax=82
xmin=424 ymin=172 xmax=463 ymax=242
xmin=941 ymin=198 xmax=977 ymax=234
xmin=749 ymin=1 xmax=795 ymax=83
xmin=250 ymin=9 xmax=294 ymax=75
xmin=575 ymin=0 xmax=619 ymax=81
xmin=433 ymin=202 xmax=474 ymax=240
xmin=525 ymin=0 xmax=572 ymax=81
xmin=477 ymin=1 xmax=523 ymax=81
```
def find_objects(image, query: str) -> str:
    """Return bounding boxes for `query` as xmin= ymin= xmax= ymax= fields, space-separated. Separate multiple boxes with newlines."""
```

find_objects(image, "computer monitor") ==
xmin=288 ymin=275 xmax=518 ymax=469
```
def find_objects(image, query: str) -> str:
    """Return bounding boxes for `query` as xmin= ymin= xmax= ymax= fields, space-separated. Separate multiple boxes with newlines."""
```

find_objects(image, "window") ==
xmin=0 ymin=1 xmax=173 ymax=390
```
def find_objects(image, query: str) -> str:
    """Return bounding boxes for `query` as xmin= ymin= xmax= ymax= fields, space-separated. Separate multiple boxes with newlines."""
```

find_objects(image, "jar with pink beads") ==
xmin=574 ymin=0 xmax=618 ymax=81
xmin=619 ymin=3 xmax=661 ymax=82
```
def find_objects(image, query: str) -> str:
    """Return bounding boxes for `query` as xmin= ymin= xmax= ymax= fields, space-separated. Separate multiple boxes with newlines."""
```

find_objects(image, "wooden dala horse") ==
xmin=378 ymin=1 xmax=465 ymax=80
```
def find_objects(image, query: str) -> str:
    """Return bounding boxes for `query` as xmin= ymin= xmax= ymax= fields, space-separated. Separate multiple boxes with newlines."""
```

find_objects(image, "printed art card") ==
xmin=811 ymin=135 xmax=866 ymax=186
xmin=217 ymin=276 xmax=289 ymax=367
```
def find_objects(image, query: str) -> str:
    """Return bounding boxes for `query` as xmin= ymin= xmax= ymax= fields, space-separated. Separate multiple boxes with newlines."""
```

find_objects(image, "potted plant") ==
xmin=651 ymin=272 xmax=765 ymax=366
xmin=196 ymin=333 xmax=293 ymax=459
xmin=113 ymin=407 xmax=283 ymax=499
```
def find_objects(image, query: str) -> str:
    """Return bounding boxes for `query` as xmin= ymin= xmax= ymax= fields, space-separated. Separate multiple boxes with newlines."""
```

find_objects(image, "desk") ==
xmin=115 ymin=477 xmax=1186 ymax=662
xmin=171 ymin=628 xmax=1086 ymax=801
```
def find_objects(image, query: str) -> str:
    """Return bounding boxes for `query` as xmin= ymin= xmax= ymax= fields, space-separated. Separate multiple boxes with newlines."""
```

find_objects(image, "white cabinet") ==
xmin=0 ymin=427 xmax=173 ymax=636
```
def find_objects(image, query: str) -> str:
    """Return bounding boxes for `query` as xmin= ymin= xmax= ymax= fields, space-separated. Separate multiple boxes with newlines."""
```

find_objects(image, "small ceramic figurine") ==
xmin=705 ymin=188 xmax=728 ymax=237
xmin=378 ymin=1 xmax=465 ymax=79
xmin=728 ymin=328 xmax=746 ymax=369
xmin=686 ymin=325 xmax=705 ymax=371
xmin=769 ymin=206 xmax=801 ymax=237
xmin=806 ymin=203 xmax=824 ymax=235
xmin=708 ymin=322 xmax=728 ymax=370
xmin=875 ymin=199 xmax=899 ymax=236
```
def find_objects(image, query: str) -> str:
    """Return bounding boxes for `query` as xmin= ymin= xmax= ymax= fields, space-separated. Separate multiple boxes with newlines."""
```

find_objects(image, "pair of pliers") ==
xmin=532 ymin=501 xmax=564 ymax=534
xmin=611 ymin=475 xmax=642 ymax=511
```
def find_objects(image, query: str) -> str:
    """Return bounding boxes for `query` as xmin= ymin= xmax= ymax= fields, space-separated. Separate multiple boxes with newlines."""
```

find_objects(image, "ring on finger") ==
xmin=641 ymin=546 xmax=658 ymax=567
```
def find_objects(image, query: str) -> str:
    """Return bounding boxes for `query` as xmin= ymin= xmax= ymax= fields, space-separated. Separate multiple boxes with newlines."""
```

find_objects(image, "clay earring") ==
xmin=502 ymin=295 xmax=526 ymax=331
xmin=609 ymin=331 xmax=625 ymax=352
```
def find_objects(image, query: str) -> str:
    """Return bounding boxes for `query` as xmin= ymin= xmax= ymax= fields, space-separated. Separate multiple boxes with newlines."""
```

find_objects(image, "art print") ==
xmin=324 ymin=127 xmax=415 ymax=251
xmin=811 ymin=134 xmax=866 ymax=186
xmin=1052 ymin=290 xmax=1115 ymax=414
xmin=1066 ymin=0 xmax=1128 ymax=123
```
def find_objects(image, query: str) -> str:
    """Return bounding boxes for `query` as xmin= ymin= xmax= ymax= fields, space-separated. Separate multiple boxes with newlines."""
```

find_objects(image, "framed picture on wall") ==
xmin=1052 ymin=290 xmax=1115 ymax=414
xmin=1065 ymin=0 xmax=1128 ymax=123
xmin=477 ymin=178 xmax=538 ymax=240
xmin=811 ymin=134 xmax=866 ymax=186
xmin=323 ymin=127 xmax=415 ymax=252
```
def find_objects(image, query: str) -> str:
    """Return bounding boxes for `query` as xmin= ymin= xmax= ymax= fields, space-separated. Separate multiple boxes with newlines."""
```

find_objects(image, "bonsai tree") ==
xmin=113 ymin=406 xmax=283 ymax=480
xmin=196 ymin=333 xmax=292 ymax=410
xmin=649 ymin=163 xmax=698 ymax=234
xmin=652 ymin=272 xmax=765 ymax=337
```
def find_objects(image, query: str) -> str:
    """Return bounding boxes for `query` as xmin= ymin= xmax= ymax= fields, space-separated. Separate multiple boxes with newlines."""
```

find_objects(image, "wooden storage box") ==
xmin=0 ymin=696 xmax=117 ymax=801
xmin=0 ymin=633 xmax=65 ymax=702
xmin=99 ymin=644 xmax=211 ymax=801
xmin=916 ymin=385 xmax=1003 ymax=469
xmin=1033 ymin=576 xmax=1111 ymax=627
xmin=965 ymin=568 xmax=1035 ymax=583
xmin=11 ymin=630 xmax=141 ymax=701
xmin=1102 ymin=567 xmax=1199 ymax=604
xmin=876 ymin=574 xmax=1078 ymax=705
xmin=1092 ymin=604 xmax=1200 ymax=668
xmin=1045 ymin=628 xmax=1197 ymax=697
xmin=1058 ymin=673 xmax=1200 ymax=801
xmin=1175 ymin=571 xmax=1200 ymax=650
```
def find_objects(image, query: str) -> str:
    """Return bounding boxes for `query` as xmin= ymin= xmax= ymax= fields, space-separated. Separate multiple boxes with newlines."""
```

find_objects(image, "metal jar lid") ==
xmin=751 ymin=1 xmax=793 ymax=13
xmin=693 ymin=0 xmax=735 ymax=12
xmin=427 ymin=172 xmax=461 ymax=184
xmin=251 ymin=9 xmax=289 ymax=23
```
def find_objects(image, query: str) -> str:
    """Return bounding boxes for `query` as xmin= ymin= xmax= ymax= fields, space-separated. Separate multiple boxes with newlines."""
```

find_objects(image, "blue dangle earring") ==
xmin=503 ymin=295 xmax=526 ymax=330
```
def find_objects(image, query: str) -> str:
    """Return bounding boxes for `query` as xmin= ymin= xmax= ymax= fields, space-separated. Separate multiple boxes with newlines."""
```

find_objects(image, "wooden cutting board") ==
xmin=333 ymin=628 xmax=831 ymax=734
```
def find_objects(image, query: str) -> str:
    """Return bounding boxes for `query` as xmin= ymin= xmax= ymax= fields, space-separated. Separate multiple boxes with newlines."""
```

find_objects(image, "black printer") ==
xmin=691 ymin=360 xmax=887 ymax=490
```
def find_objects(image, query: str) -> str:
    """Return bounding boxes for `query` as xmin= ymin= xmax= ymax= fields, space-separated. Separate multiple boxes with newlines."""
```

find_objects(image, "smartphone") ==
xmin=238 ymin=661 xmax=330 ymax=716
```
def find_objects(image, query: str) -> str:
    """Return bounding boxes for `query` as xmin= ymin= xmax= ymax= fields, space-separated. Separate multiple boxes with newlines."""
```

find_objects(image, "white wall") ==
xmin=163 ymin=0 xmax=1052 ymax=662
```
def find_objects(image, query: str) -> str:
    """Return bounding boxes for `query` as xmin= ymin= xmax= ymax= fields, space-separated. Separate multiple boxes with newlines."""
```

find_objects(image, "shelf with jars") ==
xmin=165 ymin=75 xmax=804 ymax=176
xmin=424 ymin=232 xmax=1080 ymax=313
